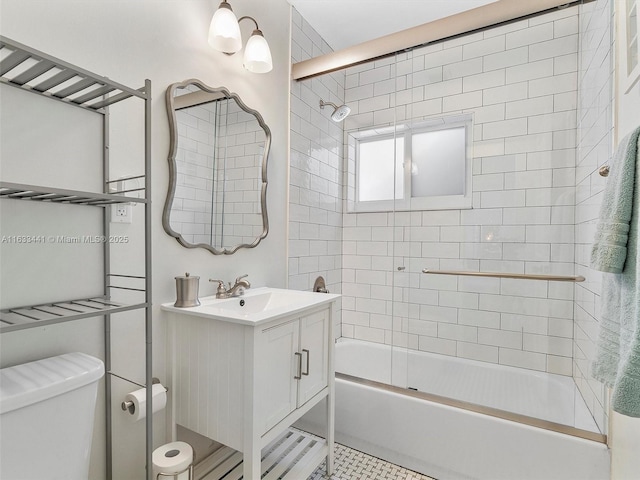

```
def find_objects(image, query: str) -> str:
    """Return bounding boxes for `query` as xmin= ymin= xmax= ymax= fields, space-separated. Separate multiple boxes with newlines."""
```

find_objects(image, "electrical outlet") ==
xmin=111 ymin=203 xmax=132 ymax=223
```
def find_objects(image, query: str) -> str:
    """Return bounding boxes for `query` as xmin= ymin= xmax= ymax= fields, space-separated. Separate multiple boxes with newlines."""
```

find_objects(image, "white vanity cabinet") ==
xmin=164 ymin=288 xmax=338 ymax=480
xmin=256 ymin=308 xmax=329 ymax=434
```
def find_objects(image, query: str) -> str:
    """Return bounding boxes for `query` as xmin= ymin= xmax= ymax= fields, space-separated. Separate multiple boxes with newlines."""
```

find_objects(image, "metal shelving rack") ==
xmin=0 ymin=36 xmax=153 ymax=480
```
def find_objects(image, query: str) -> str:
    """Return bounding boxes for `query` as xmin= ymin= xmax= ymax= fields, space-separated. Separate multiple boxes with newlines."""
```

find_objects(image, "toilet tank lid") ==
xmin=0 ymin=352 xmax=104 ymax=415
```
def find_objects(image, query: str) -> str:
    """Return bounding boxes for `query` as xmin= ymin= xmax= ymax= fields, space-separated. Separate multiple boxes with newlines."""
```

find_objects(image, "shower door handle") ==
xmin=301 ymin=349 xmax=310 ymax=376
xmin=294 ymin=352 xmax=302 ymax=380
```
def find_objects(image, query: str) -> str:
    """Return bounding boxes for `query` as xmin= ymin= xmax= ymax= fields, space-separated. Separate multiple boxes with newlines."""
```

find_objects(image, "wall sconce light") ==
xmin=208 ymin=0 xmax=273 ymax=74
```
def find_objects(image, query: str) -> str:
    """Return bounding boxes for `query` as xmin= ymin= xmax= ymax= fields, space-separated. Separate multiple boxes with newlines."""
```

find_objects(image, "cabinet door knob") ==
xmin=294 ymin=352 xmax=302 ymax=380
xmin=302 ymin=349 xmax=310 ymax=376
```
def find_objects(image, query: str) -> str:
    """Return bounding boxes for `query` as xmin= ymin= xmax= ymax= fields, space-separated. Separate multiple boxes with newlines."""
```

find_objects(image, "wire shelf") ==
xmin=0 ymin=297 xmax=148 ymax=333
xmin=0 ymin=35 xmax=147 ymax=112
xmin=0 ymin=182 xmax=147 ymax=206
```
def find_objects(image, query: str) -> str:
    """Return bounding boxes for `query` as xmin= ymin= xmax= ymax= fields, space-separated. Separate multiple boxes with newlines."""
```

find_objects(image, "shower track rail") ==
xmin=337 ymin=373 xmax=607 ymax=444
xmin=422 ymin=269 xmax=585 ymax=282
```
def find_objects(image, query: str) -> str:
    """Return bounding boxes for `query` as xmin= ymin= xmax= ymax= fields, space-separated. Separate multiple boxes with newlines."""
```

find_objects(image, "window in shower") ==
xmin=348 ymin=113 xmax=473 ymax=212
xmin=356 ymin=134 xmax=405 ymax=204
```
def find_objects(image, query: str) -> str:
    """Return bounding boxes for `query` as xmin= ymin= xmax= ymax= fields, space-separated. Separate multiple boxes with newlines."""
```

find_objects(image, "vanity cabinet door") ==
xmin=297 ymin=309 xmax=330 ymax=407
xmin=256 ymin=319 xmax=300 ymax=434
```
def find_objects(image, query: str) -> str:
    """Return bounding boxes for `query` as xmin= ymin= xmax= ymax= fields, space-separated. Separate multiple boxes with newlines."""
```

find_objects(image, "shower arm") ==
xmin=319 ymin=99 xmax=339 ymax=110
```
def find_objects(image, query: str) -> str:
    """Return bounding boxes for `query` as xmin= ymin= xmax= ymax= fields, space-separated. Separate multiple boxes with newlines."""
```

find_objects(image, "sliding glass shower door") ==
xmin=310 ymin=1 xmax=606 ymax=440
xmin=379 ymin=12 xmax=604 ymax=438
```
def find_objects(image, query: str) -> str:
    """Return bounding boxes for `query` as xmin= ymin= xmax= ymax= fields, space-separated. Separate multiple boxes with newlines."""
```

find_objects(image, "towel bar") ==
xmin=422 ymin=269 xmax=585 ymax=282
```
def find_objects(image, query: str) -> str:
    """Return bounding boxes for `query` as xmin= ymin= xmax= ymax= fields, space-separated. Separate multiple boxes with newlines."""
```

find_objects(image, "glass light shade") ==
xmin=243 ymin=32 xmax=273 ymax=73
xmin=208 ymin=4 xmax=242 ymax=53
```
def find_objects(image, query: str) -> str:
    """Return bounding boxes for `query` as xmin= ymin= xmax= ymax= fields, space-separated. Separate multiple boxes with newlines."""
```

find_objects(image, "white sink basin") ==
xmin=202 ymin=290 xmax=305 ymax=315
xmin=161 ymin=287 xmax=340 ymax=325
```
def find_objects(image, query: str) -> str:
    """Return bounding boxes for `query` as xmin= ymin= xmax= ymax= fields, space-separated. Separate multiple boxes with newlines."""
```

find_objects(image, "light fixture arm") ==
xmin=238 ymin=15 xmax=260 ymax=32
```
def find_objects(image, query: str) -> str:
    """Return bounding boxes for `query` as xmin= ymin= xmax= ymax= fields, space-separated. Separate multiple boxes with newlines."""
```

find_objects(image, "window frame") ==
xmin=354 ymin=131 xmax=409 ymax=212
xmin=620 ymin=0 xmax=640 ymax=93
xmin=348 ymin=114 xmax=473 ymax=213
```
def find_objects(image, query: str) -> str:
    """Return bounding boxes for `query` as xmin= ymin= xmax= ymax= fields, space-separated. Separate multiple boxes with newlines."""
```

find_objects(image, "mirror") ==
xmin=163 ymin=79 xmax=270 ymax=254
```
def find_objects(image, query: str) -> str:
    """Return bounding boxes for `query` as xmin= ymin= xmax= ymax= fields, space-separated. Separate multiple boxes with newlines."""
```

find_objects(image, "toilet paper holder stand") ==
xmin=156 ymin=465 xmax=194 ymax=480
xmin=121 ymin=377 xmax=168 ymax=414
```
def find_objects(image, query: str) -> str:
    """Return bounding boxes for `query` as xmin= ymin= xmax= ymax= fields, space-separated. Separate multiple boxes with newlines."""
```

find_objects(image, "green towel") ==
xmin=591 ymin=125 xmax=640 ymax=417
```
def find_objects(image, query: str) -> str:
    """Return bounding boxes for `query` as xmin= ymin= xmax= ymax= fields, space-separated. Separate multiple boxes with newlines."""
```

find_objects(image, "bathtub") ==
xmin=296 ymin=338 xmax=610 ymax=480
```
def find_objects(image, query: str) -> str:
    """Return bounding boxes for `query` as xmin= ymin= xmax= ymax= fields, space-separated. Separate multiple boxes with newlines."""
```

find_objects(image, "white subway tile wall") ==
xmin=290 ymin=8 xmax=344 ymax=331
xmin=573 ymin=0 xmax=613 ymax=433
xmin=173 ymin=101 xmax=216 ymax=244
xmin=340 ymin=7 xmax=581 ymax=376
xmin=173 ymin=94 xmax=265 ymax=247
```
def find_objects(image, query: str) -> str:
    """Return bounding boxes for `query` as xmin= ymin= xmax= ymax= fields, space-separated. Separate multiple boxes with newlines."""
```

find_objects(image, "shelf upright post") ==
xmin=144 ymin=78 xmax=153 ymax=480
xmin=103 ymin=101 xmax=113 ymax=480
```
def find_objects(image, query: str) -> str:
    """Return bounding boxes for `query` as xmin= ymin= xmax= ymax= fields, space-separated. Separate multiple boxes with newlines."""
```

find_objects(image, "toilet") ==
xmin=0 ymin=352 xmax=105 ymax=480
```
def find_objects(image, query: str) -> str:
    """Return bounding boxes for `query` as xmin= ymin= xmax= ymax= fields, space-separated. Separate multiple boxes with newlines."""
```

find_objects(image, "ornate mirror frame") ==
xmin=162 ymin=79 xmax=270 ymax=255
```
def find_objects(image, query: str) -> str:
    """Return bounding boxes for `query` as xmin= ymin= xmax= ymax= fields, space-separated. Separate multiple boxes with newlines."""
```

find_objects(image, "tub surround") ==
xmin=288 ymin=1 xmax=616 ymax=443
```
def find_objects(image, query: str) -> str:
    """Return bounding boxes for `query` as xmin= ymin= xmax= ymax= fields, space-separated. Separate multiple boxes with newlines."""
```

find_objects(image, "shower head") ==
xmin=319 ymin=99 xmax=351 ymax=122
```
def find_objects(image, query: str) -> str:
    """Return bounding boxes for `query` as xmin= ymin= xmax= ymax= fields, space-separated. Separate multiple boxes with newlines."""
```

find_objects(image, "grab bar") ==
xmin=422 ymin=269 xmax=585 ymax=282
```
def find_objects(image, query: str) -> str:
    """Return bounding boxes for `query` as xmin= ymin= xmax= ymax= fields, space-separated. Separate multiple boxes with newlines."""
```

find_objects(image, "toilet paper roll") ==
xmin=124 ymin=383 xmax=167 ymax=421
xmin=153 ymin=441 xmax=193 ymax=480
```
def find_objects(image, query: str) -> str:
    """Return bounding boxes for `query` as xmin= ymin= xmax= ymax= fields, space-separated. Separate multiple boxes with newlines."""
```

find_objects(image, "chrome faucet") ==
xmin=209 ymin=274 xmax=251 ymax=299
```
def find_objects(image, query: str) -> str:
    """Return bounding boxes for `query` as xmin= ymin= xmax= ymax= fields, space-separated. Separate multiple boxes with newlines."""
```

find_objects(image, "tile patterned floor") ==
xmin=307 ymin=443 xmax=436 ymax=480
